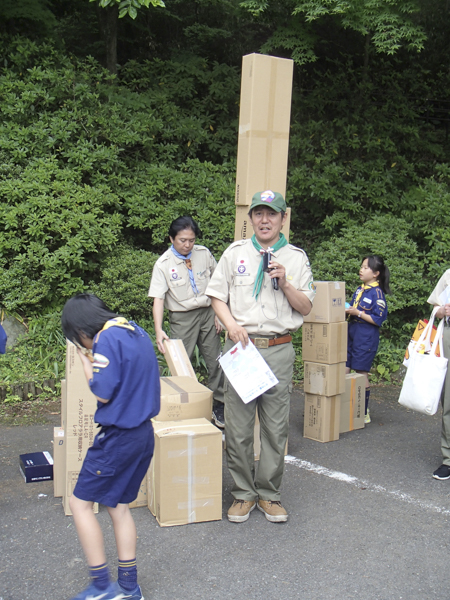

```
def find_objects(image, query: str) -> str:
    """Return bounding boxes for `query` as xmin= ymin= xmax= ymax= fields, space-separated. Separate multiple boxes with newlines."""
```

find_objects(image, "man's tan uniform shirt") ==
xmin=205 ymin=239 xmax=315 ymax=336
xmin=428 ymin=269 xmax=450 ymax=307
xmin=149 ymin=245 xmax=217 ymax=312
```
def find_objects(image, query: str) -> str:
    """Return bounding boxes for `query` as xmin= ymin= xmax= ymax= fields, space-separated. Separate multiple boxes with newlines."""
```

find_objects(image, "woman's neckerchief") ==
xmin=251 ymin=233 xmax=288 ymax=300
xmin=171 ymin=245 xmax=199 ymax=294
xmin=352 ymin=282 xmax=379 ymax=308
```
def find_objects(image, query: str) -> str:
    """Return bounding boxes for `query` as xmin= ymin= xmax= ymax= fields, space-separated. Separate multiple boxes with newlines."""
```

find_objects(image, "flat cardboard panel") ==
xmin=234 ymin=206 xmax=291 ymax=242
xmin=302 ymin=322 xmax=348 ymax=365
xmin=235 ymin=53 xmax=294 ymax=206
xmin=53 ymin=427 xmax=65 ymax=497
xmin=155 ymin=376 xmax=213 ymax=422
xmin=164 ymin=339 xmax=196 ymax=378
xmin=303 ymin=394 xmax=341 ymax=443
xmin=304 ymin=281 xmax=346 ymax=324
xmin=303 ymin=362 xmax=346 ymax=397
xmin=148 ymin=419 xmax=222 ymax=527
xmin=340 ymin=373 xmax=365 ymax=433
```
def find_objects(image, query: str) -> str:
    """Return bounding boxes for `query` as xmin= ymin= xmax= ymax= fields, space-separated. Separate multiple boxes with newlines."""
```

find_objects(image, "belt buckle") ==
xmin=253 ymin=338 xmax=269 ymax=349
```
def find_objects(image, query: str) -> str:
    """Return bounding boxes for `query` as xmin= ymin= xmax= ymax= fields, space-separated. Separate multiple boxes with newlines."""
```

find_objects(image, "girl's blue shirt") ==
xmin=90 ymin=322 xmax=160 ymax=428
xmin=351 ymin=285 xmax=388 ymax=327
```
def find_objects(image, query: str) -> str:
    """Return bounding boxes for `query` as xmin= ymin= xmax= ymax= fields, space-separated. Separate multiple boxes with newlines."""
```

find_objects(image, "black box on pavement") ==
xmin=19 ymin=451 xmax=54 ymax=483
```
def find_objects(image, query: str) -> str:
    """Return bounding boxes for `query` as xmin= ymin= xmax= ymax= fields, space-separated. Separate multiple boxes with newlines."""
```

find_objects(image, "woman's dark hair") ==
xmin=168 ymin=216 xmax=201 ymax=239
xmin=61 ymin=293 xmax=119 ymax=347
xmin=363 ymin=255 xmax=391 ymax=295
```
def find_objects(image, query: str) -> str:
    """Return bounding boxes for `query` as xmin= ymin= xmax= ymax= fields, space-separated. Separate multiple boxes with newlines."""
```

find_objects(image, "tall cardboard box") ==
xmin=234 ymin=206 xmax=291 ymax=242
xmin=53 ymin=427 xmax=65 ymax=498
xmin=148 ymin=419 xmax=222 ymax=527
xmin=303 ymin=361 xmax=346 ymax=397
xmin=155 ymin=377 xmax=213 ymax=422
xmin=304 ymin=281 xmax=346 ymax=323
xmin=340 ymin=373 xmax=365 ymax=433
xmin=303 ymin=393 xmax=341 ymax=443
xmin=63 ymin=341 xmax=98 ymax=516
xmin=302 ymin=322 xmax=348 ymax=364
xmin=235 ymin=53 xmax=293 ymax=206
xmin=163 ymin=339 xmax=196 ymax=378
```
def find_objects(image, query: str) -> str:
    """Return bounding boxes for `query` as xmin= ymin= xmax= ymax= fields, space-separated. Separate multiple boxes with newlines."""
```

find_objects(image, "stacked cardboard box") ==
xmin=144 ymin=340 xmax=222 ymax=526
xmin=53 ymin=342 xmax=99 ymax=515
xmin=234 ymin=53 xmax=293 ymax=242
xmin=302 ymin=282 xmax=347 ymax=442
xmin=340 ymin=373 xmax=365 ymax=433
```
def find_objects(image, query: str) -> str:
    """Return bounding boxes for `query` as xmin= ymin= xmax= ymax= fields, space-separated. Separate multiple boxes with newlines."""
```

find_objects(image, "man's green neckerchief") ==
xmin=251 ymin=233 xmax=288 ymax=300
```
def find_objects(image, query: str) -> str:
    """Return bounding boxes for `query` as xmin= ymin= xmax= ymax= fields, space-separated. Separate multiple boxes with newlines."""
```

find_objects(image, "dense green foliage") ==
xmin=1 ymin=0 xmax=450 ymax=389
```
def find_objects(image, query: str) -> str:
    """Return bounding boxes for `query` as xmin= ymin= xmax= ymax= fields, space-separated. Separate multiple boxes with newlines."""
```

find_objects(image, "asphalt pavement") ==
xmin=1 ymin=385 xmax=449 ymax=600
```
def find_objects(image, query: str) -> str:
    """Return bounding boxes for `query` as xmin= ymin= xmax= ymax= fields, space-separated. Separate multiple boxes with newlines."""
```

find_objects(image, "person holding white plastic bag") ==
xmin=428 ymin=269 xmax=450 ymax=480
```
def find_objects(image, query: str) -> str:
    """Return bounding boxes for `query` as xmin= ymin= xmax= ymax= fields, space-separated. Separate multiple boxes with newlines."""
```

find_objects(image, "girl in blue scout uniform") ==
xmin=345 ymin=255 xmax=390 ymax=424
xmin=0 ymin=323 xmax=7 ymax=354
xmin=61 ymin=293 xmax=160 ymax=600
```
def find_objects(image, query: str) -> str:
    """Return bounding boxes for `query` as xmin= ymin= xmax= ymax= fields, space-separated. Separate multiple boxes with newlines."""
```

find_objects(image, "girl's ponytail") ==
xmin=364 ymin=255 xmax=391 ymax=295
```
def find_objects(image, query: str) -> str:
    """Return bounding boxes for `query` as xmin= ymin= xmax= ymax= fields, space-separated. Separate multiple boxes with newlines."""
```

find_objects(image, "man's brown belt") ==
xmin=250 ymin=335 xmax=292 ymax=349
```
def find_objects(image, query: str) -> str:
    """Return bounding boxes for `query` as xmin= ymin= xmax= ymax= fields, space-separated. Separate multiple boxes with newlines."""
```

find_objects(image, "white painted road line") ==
xmin=285 ymin=455 xmax=450 ymax=516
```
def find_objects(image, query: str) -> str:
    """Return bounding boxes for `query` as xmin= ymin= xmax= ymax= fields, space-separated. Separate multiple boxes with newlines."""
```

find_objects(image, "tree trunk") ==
xmin=96 ymin=3 xmax=118 ymax=75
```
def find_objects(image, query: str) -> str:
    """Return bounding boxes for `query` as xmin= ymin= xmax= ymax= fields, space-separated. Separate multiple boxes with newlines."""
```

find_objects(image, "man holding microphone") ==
xmin=206 ymin=190 xmax=315 ymax=523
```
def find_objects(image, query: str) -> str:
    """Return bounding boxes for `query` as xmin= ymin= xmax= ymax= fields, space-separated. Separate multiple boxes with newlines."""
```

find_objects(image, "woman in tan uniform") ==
xmin=148 ymin=216 xmax=225 ymax=427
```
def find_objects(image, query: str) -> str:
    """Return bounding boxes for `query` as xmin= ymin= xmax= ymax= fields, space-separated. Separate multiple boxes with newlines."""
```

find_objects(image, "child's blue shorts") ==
xmin=73 ymin=420 xmax=154 ymax=508
xmin=346 ymin=321 xmax=380 ymax=372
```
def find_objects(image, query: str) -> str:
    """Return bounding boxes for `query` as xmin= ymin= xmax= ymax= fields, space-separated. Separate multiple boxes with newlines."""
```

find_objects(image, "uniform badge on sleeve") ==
xmin=377 ymin=299 xmax=386 ymax=309
xmin=93 ymin=353 xmax=109 ymax=368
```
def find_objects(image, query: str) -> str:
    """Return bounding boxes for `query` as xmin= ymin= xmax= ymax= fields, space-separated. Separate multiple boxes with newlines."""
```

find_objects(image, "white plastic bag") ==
xmin=398 ymin=313 xmax=447 ymax=416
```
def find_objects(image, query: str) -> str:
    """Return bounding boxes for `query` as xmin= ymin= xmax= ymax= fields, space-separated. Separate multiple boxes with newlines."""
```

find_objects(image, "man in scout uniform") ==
xmin=206 ymin=190 xmax=315 ymax=523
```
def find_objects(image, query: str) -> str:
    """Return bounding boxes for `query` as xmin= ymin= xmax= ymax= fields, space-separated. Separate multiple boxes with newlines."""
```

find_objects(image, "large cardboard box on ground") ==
xmin=234 ymin=206 xmax=291 ymax=242
xmin=303 ymin=393 xmax=341 ymax=443
xmin=163 ymin=339 xmax=196 ymax=378
xmin=155 ymin=377 xmax=213 ymax=422
xmin=63 ymin=342 xmax=98 ymax=515
xmin=302 ymin=322 xmax=348 ymax=365
xmin=304 ymin=281 xmax=346 ymax=324
xmin=340 ymin=373 xmax=365 ymax=433
xmin=148 ymin=419 xmax=222 ymax=527
xmin=235 ymin=53 xmax=293 ymax=207
xmin=303 ymin=361 xmax=346 ymax=397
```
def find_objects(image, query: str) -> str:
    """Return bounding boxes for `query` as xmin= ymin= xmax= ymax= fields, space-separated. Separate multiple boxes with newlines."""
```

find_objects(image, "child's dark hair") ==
xmin=61 ymin=293 xmax=119 ymax=347
xmin=363 ymin=255 xmax=391 ymax=294
xmin=169 ymin=216 xmax=201 ymax=239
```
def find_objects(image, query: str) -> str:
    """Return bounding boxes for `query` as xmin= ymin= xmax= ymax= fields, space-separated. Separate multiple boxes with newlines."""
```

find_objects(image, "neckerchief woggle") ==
xmin=352 ymin=282 xmax=379 ymax=309
xmin=171 ymin=246 xmax=199 ymax=294
xmin=251 ymin=233 xmax=288 ymax=300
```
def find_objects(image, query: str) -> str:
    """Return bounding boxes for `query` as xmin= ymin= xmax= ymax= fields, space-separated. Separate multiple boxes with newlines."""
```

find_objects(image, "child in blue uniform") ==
xmin=0 ymin=323 xmax=6 ymax=354
xmin=61 ymin=294 xmax=160 ymax=600
xmin=345 ymin=256 xmax=390 ymax=424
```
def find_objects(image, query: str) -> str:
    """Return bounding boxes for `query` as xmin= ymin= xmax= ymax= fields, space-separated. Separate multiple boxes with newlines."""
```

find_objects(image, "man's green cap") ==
xmin=250 ymin=190 xmax=287 ymax=213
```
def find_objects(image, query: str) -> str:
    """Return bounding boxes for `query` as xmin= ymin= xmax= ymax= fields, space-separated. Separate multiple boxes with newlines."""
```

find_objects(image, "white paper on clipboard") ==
xmin=219 ymin=341 xmax=279 ymax=404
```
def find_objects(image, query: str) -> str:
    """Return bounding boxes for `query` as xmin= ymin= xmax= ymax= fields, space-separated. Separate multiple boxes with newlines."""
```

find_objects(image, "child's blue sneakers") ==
xmin=71 ymin=581 xmax=144 ymax=600
xmin=112 ymin=582 xmax=144 ymax=599
xmin=71 ymin=581 xmax=121 ymax=599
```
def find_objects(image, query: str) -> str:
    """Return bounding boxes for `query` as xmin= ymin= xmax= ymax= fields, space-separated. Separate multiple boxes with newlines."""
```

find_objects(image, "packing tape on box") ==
xmin=178 ymin=498 xmax=215 ymax=509
xmin=160 ymin=377 xmax=189 ymax=403
xmin=329 ymin=399 xmax=337 ymax=441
